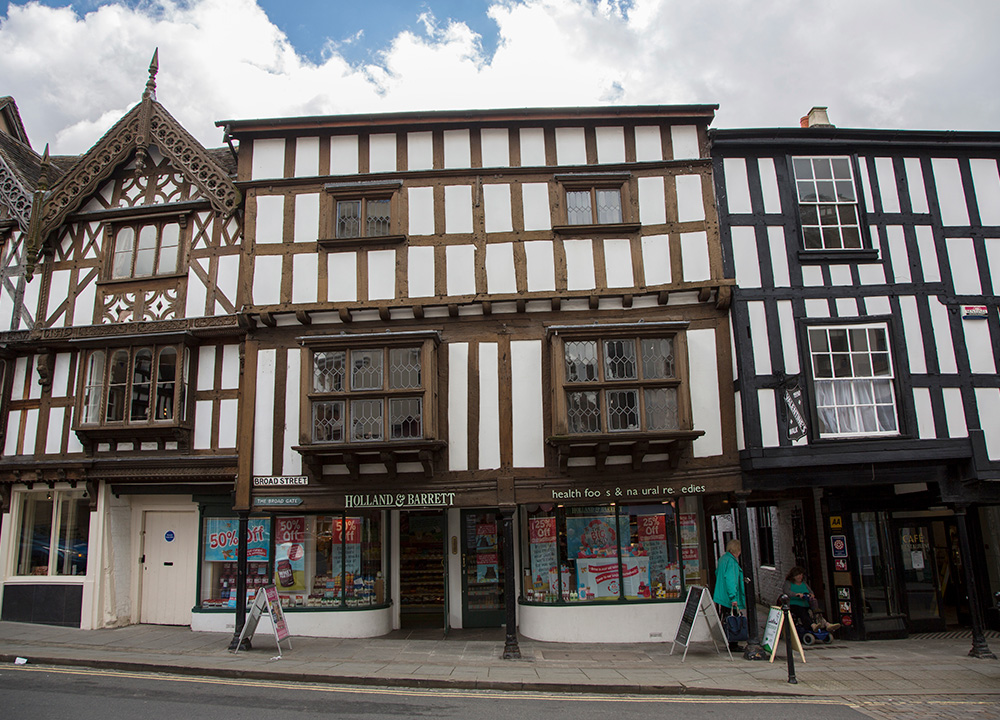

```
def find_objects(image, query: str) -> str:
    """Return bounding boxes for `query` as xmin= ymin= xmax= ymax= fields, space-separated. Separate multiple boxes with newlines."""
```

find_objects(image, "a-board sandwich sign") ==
xmin=234 ymin=584 xmax=292 ymax=657
xmin=761 ymin=605 xmax=806 ymax=663
xmin=670 ymin=585 xmax=731 ymax=662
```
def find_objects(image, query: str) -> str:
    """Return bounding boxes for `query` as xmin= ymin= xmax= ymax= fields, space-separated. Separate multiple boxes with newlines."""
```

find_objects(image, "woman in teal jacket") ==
xmin=713 ymin=538 xmax=746 ymax=649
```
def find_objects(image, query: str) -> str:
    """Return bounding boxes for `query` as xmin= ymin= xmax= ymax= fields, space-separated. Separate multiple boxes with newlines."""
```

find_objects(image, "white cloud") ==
xmin=1 ymin=0 xmax=997 ymax=155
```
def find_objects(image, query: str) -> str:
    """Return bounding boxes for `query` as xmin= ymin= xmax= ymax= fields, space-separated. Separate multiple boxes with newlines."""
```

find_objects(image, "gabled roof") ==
xmin=0 ymin=129 xmax=41 ymax=229
xmin=0 ymin=97 xmax=31 ymax=147
xmin=25 ymin=52 xmax=240 ymax=276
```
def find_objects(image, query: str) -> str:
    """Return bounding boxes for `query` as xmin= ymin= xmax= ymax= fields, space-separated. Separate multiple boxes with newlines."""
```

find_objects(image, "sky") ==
xmin=1 ymin=0 xmax=998 ymax=155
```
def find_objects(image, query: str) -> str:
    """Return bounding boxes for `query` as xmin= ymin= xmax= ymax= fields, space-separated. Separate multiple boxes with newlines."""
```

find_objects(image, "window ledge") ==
xmin=552 ymin=223 xmax=641 ymax=236
xmin=798 ymin=249 xmax=880 ymax=264
xmin=96 ymin=273 xmax=187 ymax=287
xmin=317 ymin=234 xmax=407 ymax=250
xmin=74 ymin=424 xmax=192 ymax=453
xmin=547 ymin=430 xmax=703 ymax=473
xmin=295 ymin=439 xmax=446 ymax=480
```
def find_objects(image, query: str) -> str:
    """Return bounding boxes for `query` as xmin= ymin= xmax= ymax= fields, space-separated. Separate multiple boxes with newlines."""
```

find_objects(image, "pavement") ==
xmin=1 ymin=620 xmax=999 ymax=699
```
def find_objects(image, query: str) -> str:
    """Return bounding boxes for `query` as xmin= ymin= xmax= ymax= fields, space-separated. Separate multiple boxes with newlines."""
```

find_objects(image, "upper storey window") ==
xmin=792 ymin=157 xmax=862 ymax=250
xmin=554 ymin=173 xmax=635 ymax=234
xmin=567 ymin=188 xmax=622 ymax=225
xmin=305 ymin=334 xmax=439 ymax=446
xmin=559 ymin=334 xmax=682 ymax=435
xmin=322 ymin=180 xmax=404 ymax=248
xmin=808 ymin=324 xmax=898 ymax=438
xmin=109 ymin=219 xmax=181 ymax=279
xmin=336 ymin=198 xmax=391 ymax=239
xmin=79 ymin=345 xmax=188 ymax=427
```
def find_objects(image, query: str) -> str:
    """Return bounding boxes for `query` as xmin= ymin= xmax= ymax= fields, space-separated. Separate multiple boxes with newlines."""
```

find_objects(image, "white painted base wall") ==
xmin=519 ymin=601 xmax=715 ymax=644
xmin=192 ymin=606 xmax=393 ymax=638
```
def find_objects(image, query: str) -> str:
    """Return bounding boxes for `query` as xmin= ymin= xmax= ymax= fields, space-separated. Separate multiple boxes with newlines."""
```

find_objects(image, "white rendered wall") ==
xmin=519 ymin=601 xmax=711 ymax=644
xmin=192 ymin=606 xmax=392 ymax=638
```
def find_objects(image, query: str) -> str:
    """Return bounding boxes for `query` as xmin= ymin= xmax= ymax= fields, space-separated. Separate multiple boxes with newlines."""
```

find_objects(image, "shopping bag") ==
xmin=724 ymin=613 xmax=749 ymax=643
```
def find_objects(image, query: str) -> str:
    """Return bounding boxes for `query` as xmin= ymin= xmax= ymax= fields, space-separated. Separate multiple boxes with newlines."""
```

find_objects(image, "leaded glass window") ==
xmin=561 ymin=335 xmax=682 ymax=434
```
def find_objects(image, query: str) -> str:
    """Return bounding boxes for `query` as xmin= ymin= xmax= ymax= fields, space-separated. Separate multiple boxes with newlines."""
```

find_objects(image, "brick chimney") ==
xmin=800 ymin=106 xmax=834 ymax=128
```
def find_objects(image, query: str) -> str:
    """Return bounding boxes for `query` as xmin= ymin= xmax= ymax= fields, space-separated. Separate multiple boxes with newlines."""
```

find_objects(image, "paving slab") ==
xmin=2 ymin=621 xmax=999 ymax=698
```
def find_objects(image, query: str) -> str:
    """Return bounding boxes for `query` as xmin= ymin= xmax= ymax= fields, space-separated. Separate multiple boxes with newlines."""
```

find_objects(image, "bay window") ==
xmin=302 ymin=332 xmax=439 ymax=447
xmin=553 ymin=327 xmax=686 ymax=436
xmin=76 ymin=343 xmax=189 ymax=439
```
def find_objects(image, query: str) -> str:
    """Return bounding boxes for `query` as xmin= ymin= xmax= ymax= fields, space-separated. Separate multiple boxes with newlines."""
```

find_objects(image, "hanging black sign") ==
xmin=783 ymin=382 xmax=808 ymax=441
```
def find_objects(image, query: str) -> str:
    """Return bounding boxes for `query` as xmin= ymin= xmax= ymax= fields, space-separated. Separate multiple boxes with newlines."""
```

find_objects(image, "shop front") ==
xmin=516 ymin=483 xmax=713 ymax=644
xmin=0 ymin=484 xmax=93 ymax=627
xmin=822 ymin=487 xmax=994 ymax=639
xmin=193 ymin=503 xmax=392 ymax=637
xmin=194 ymin=488 xmax=509 ymax=637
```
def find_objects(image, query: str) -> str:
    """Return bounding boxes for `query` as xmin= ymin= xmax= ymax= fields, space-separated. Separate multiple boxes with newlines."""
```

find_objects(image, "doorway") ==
xmin=139 ymin=510 xmax=198 ymax=625
xmin=399 ymin=510 xmax=446 ymax=629
xmin=931 ymin=519 xmax=970 ymax=627
xmin=895 ymin=521 xmax=945 ymax=633
xmin=461 ymin=510 xmax=505 ymax=628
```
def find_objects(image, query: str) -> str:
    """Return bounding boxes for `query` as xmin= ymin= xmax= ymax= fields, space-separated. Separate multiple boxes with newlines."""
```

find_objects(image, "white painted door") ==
xmin=140 ymin=510 xmax=198 ymax=625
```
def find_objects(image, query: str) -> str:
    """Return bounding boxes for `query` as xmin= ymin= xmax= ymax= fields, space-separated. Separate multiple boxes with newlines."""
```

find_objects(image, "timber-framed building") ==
xmin=215 ymin=105 xmax=742 ymax=641
xmin=0 ymin=59 xmax=244 ymax=628
xmin=712 ymin=108 xmax=1000 ymax=653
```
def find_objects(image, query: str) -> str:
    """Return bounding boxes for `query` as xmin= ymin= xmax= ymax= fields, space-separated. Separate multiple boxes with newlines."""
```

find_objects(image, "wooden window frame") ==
xmin=299 ymin=332 xmax=440 ymax=448
xmin=103 ymin=212 xmax=190 ymax=282
xmin=548 ymin=323 xmax=693 ymax=438
xmin=552 ymin=172 xmax=639 ymax=235
xmin=805 ymin=321 xmax=900 ymax=440
xmin=74 ymin=342 xmax=191 ymax=446
xmin=319 ymin=180 xmax=405 ymax=249
xmin=791 ymin=155 xmax=867 ymax=254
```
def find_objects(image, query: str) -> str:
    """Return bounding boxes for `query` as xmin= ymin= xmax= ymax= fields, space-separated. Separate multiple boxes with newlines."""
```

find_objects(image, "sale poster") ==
xmin=204 ymin=518 xmax=270 ymax=562
xmin=679 ymin=514 xmax=698 ymax=544
xmin=637 ymin=513 xmax=668 ymax=589
xmin=528 ymin=517 xmax=558 ymax=593
xmin=275 ymin=517 xmax=306 ymax=591
xmin=567 ymin=515 xmax=617 ymax=559
xmin=330 ymin=517 xmax=362 ymax=591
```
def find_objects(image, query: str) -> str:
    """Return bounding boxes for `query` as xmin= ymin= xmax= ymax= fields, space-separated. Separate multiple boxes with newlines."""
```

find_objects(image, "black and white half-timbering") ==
xmin=216 ymin=106 xmax=741 ymax=642
xmin=0 ymin=63 xmax=244 ymax=630
xmin=713 ymin=109 xmax=1000 ymax=649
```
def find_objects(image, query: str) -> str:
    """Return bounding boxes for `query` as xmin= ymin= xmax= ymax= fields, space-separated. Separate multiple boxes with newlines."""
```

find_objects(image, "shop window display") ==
xmin=199 ymin=512 xmax=386 ymax=610
xmin=285 ymin=512 xmax=385 ymax=609
xmin=200 ymin=517 xmax=272 ymax=608
xmin=522 ymin=502 xmax=696 ymax=603
xmin=15 ymin=490 xmax=90 ymax=577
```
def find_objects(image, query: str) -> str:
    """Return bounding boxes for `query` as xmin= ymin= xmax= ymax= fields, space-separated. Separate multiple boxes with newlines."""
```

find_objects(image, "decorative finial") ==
xmin=38 ymin=144 xmax=51 ymax=190
xmin=144 ymin=48 xmax=159 ymax=101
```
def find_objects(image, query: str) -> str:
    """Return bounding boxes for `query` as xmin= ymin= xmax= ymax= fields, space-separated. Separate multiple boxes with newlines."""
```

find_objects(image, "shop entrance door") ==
xmin=851 ymin=511 xmax=906 ymax=637
xmin=895 ymin=521 xmax=945 ymax=633
xmin=139 ymin=510 xmax=198 ymax=625
xmin=932 ymin=519 xmax=971 ymax=627
xmin=461 ymin=510 xmax=504 ymax=628
xmin=399 ymin=510 xmax=446 ymax=629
